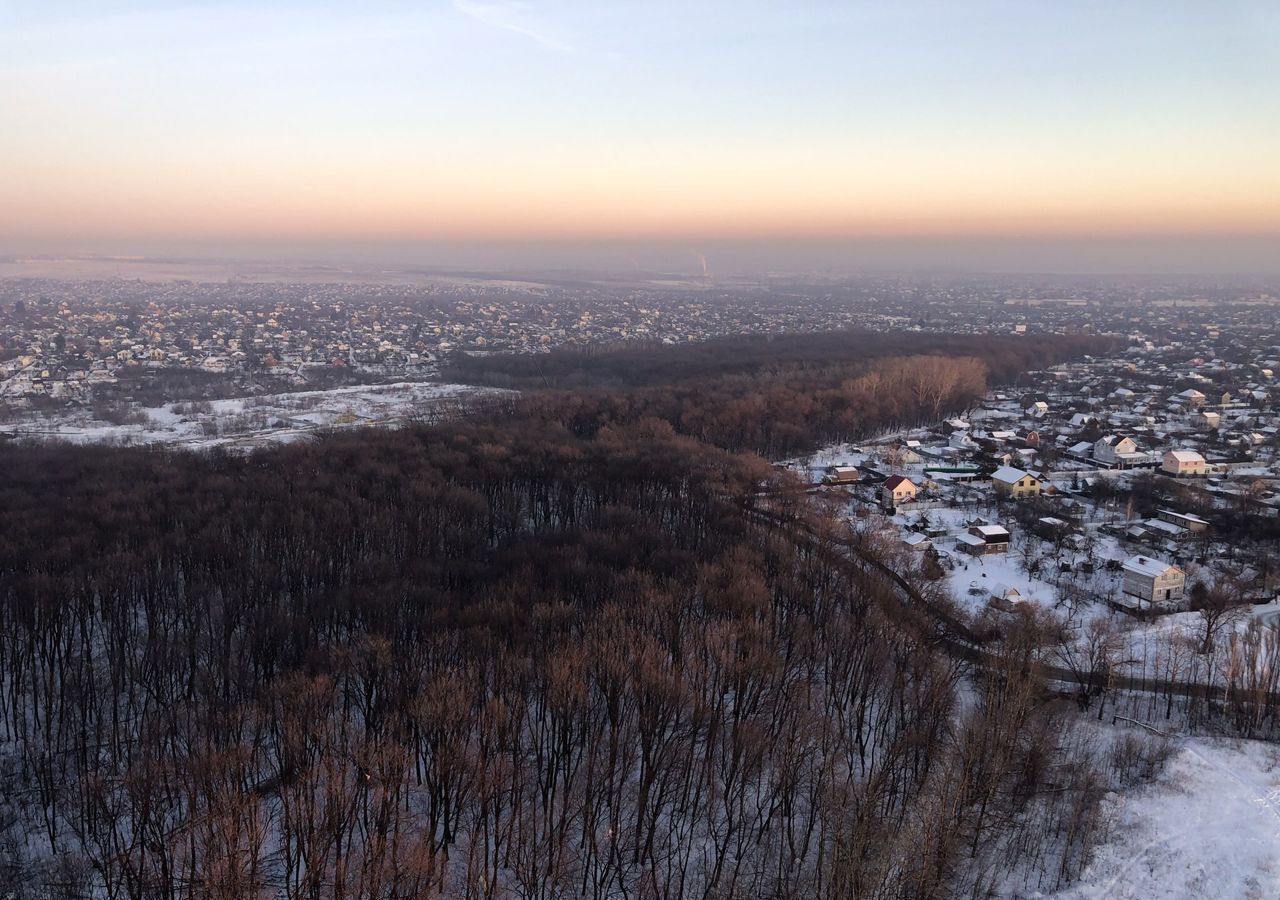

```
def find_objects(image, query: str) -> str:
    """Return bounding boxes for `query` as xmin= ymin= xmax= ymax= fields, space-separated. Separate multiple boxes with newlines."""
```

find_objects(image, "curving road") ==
xmin=744 ymin=498 xmax=1280 ymax=709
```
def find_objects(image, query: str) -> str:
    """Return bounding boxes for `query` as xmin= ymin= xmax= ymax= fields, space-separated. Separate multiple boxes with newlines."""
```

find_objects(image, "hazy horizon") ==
xmin=3 ymin=234 xmax=1280 ymax=279
xmin=4 ymin=1 xmax=1279 ymax=274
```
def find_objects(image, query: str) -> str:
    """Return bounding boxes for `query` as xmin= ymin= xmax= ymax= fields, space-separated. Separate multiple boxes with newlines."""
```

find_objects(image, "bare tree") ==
xmin=1190 ymin=575 xmax=1248 ymax=655
xmin=1053 ymin=616 xmax=1125 ymax=712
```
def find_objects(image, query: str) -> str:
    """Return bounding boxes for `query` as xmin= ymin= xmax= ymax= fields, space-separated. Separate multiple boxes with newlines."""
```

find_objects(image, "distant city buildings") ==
xmin=3 ymin=272 xmax=1278 ymax=415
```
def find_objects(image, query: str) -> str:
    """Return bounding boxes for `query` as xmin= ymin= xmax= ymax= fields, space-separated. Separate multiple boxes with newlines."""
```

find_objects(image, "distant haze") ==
xmin=2 ymin=1 xmax=1279 ymax=274
xmin=3 ymin=236 xmax=1279 ymax=279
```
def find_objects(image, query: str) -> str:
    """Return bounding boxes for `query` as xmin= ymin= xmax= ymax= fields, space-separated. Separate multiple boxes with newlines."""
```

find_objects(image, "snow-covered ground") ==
xmin=1050 ymin=737 xmax=1280 ymax=899
xmin=1 ymin=381 xmax=504 ymax=450
xmin=946 ymin=548 xmax=1056 ymax=611
xmin=779 ymin=441 xmax=873 ymax=482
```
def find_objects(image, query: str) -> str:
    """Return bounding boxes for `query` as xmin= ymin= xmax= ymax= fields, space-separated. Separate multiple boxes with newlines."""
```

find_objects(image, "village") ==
xmin=790 ymin=348 xmax=1280 ymax=675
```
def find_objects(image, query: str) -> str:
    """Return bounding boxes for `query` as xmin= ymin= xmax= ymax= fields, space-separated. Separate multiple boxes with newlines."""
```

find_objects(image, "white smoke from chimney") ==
xmin=693 ymin=251 xmax=709 ymax=280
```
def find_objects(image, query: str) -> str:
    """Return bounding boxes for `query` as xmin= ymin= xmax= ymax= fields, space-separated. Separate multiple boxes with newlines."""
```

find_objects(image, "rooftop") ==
xmin=991 ymin=465 xmax=1031 ymax=483
xmin=1122 ymin=555 xmax=1178 ymax=578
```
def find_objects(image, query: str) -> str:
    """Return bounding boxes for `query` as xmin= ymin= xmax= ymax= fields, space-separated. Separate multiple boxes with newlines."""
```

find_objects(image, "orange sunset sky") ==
xmin=3 ymin=1 xmax=1279 ymax=270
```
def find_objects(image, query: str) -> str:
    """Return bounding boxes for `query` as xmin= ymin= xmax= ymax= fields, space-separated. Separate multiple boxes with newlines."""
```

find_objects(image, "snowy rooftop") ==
xmin=1159 ymin=508 xmax=1210 ymax=525
xmin=1122 ymin=555 xmax=1177 ymax=578
xmin=991 ymin=465 xmax=1030 ymax=483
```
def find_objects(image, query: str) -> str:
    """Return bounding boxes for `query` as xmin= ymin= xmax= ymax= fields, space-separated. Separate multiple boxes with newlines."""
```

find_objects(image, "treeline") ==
xmin=104 ymin=366 xmax=381 ymax=407
xmin=1 ymin=416 xmax=1136 ymax=898
xmin=446 ymin=330 xmax=1116 ymax=390
xmin=454 ymin=331 xmax=1116 ymax=459
xmin=493 ymin=354 xmax=986 ymax=459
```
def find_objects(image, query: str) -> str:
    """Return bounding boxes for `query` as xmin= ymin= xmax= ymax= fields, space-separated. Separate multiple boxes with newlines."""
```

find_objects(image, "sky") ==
xmin=2 ymin=1 xmax=1279 ymax=273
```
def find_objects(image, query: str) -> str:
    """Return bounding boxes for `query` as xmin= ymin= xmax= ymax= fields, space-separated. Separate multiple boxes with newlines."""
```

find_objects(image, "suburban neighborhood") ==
xmin=784 ymin=335 xmax=1279 ymax=700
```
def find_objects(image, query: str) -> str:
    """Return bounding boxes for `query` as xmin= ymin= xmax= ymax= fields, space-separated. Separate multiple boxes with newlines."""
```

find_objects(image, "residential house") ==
xmin=881 ymin=444 xmax=924 ymax=467
xmin=1162 ymin=449 xmax=1208 ymax=477
xmin=881 ymin=475 xmax=919 ymax=509
xmin=991 ymin=466 xmax=1041 ymax=499
xmin=1175 ymin=388 xmax=1207 ymax=408
xmin=902 ymin=531 xmax=931 ymax=551
xmin=957 ymin=524 xmax=1012 ymax=555
xmin=1121 ymin=556 xmax=1186 ymax=608
xmin=1094 ymin=434 xmax=1138 ymax=465
xmin=1033 ymin=516 xmax=1072 ymax=540
xmin=822 ymin=465 xmax=861 ymax=485
xmin=1156 ymin=509 xmax=1211 ymax=535
xmin=1194 ymin=410 xmax=1222 ymax=430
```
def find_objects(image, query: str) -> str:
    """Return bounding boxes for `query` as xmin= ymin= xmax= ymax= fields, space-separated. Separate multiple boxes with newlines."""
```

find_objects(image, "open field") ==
xmin=0 ymin=381 xmax=503 ymax=450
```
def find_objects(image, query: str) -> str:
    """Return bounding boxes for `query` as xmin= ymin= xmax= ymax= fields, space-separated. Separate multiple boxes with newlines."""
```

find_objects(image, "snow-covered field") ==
xmin=780 ymin=440 xmax=873 ymax=482
xmin=946 ymin=547 xmax=1057 ymax=609
xmin=1 ymin=381 xmax=504 ymax=450
xmin=1051 ymin=737 xmax=1280 ymax=899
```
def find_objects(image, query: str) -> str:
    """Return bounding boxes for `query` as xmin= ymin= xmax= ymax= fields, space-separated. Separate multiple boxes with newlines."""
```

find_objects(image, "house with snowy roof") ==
xmin=991 ymin=466 xmax=1041 ymax=499
xmin=1162 ymin=449 xmax=1208 ymax=477
xmin=822 ymin=465 xmax=861 ymax=485
xmin=957 ymin=524 xmax=1011 ymax=555
xmin=1174 ymin=388 xmax=1207 ymax=408
xmin=1094 ymin=434 xmax=1138 ymax=465
xmin=1121 ymin=556 xmax=1185 ymax=608
xmin=902 ymin=531 xmax=931 ymax=551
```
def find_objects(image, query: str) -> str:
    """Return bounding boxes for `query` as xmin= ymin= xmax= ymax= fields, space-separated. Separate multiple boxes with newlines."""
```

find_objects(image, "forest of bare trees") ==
xmin=444 ymin=330 xmax=1114 ymax=391
xmin=0 ymin=332 xmax=1172 ymax=898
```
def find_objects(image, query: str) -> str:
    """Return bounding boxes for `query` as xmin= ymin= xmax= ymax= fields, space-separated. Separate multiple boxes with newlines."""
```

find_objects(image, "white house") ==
xmin=1121 ymin=556 xmax=1186 ymax=608
xmin=1094 ymin=435 xmax=1138 ymax=465
xmin=1162 ymin=449 xmax=1208 ymax=477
